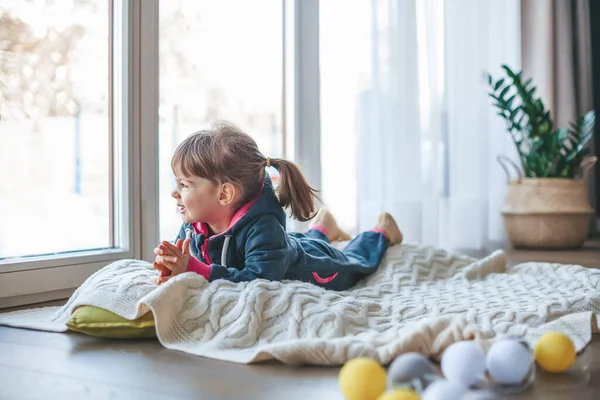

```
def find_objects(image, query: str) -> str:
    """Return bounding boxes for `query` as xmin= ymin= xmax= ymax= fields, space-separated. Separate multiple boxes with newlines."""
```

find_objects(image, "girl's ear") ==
xmin=217 ymin=182 xmax=237 ymax=206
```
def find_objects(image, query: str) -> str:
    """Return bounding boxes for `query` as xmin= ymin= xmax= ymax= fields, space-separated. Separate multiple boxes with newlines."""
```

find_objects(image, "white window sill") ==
xmin=0 ymin=289 xmax=73 ymax=310
xmin=0 ymin=261 xmax=111 ymax=308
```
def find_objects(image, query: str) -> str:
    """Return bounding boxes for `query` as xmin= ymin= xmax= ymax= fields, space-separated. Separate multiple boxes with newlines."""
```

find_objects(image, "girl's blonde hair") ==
xmin=171 ymin=121 xmax=318 ymax=221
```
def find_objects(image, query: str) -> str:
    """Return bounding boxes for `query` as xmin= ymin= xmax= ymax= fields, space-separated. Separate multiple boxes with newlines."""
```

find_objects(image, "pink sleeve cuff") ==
xmin=187 ymin=256 xmax=211 ymax=279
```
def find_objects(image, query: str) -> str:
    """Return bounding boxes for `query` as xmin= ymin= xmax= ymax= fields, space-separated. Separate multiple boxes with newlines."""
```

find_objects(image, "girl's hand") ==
xmin=153 ymin=260 xmax=170 ymax=282
xmin=153 ymin=243 xmax=177 ymax=282
xmin=155 ymin=238 xmax=191 ymax=284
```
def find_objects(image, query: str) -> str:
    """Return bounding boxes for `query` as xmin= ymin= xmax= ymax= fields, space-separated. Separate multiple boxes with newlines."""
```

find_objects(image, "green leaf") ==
xmin=505 ymin=95 xmax=516 ymax=109
xmin=494 ymin=78 xmax=505 ymax=90
xmin=581 ymin=110 xmax=595 ymax=136
xmin=502 ymin=65 xmax=516 ymax=78
xmin=509 ymin=105 xmax=521 ymax=120
xmin=539 ymin=120 xmax=551 ymax=135
xmin=569 ymin=121 xmax=580 ymax=134
xmin=535 ymin=99 xmax=544 ymax=112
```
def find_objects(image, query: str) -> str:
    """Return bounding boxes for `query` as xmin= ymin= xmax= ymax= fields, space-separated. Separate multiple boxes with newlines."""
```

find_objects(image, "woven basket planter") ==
xmin=498 ymin=156 xmax=597 ymax=249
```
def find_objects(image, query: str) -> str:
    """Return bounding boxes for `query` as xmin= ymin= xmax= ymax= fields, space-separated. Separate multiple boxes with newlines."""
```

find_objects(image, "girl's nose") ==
xmin=171 ymin=189 xmax=179 ymax=199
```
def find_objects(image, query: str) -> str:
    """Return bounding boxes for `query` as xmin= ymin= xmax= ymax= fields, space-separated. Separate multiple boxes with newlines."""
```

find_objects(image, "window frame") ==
xmin=283 ymin=0 xmax=321 ymax=232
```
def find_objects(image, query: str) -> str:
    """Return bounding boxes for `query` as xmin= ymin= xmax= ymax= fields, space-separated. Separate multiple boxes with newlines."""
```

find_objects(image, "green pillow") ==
xmin=66 ymin=305 xmax=157 ymax=339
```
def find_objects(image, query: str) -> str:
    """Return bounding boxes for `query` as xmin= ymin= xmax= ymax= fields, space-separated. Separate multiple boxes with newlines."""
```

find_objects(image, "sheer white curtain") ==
xmin=320 ymin=0 xmax=521 ymax=251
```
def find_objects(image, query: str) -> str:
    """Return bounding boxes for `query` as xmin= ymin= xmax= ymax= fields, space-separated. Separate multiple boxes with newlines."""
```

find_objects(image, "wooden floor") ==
xmin=1 ymin=239 xmax=600 ymax=400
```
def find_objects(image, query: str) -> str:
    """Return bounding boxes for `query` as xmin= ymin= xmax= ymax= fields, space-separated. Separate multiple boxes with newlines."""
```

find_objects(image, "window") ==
xmin=158 ymin=0 xmax=284 ymax=241
xmin=0 ymin=0 xmax=112 ymax=259
xmin=0 ymin=0 xmax=138 ymax=303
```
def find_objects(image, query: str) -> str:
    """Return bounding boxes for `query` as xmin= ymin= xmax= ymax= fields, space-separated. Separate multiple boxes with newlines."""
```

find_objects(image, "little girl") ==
xmin=153 ymin=122 xmax=403 ymax=291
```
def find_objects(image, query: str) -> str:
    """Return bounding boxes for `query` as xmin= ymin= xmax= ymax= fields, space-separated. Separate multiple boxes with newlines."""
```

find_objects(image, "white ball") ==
xmin=422 ymin=379 xmax=468 ymax=400
xmin=462 ymin=389 xmax=501 ymax=400
xmin=441 ymin=341 xmax=486 ymax=387
xmin=486 ymin=339 xmax=533 ymax=385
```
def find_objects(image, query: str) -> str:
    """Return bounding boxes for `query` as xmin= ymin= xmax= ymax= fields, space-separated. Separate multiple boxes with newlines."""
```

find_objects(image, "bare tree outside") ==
xmin=0 ymin=1 xmax=100 ymax=126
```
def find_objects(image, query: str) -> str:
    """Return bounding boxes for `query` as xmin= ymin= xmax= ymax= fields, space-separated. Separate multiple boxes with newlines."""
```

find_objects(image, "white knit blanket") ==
xmin=1 ymin=244 xmax=599 ymax=365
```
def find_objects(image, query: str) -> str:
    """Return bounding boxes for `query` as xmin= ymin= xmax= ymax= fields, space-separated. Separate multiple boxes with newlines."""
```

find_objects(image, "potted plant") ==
xmin=487 ymin=65 xmax=597 ymax=249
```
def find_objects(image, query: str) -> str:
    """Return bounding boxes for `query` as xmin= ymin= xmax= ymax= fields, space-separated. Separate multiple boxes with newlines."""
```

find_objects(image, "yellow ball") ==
xmin=534 ymin=332 xmax=576 ymax=373
xmin=377 ymin=388 xmax=420 ymax=400
xmin=339 ymin=357 xmax=387 ymax=400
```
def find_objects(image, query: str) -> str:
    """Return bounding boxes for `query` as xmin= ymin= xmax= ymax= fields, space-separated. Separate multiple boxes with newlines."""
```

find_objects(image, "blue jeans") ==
xmin=287 ymin=229 xmax=389 ymax=291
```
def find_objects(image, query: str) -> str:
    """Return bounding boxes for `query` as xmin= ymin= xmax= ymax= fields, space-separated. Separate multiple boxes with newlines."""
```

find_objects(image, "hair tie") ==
xmin=265 ymin=157 xmax=271 ymax=167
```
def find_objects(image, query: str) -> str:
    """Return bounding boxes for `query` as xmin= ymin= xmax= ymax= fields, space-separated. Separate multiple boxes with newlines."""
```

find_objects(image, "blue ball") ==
xmin=388 ymin=353 xmax=436 ymax=385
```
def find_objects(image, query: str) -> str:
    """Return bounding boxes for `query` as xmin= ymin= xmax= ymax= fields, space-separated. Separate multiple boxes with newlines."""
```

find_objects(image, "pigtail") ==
xmin=269 ymin=158 xmax=319 ymax=221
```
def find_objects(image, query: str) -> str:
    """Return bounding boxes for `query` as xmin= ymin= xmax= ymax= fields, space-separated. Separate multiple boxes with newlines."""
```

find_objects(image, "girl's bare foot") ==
xmin=374 ymin=212 xmax=403 ymax=245
xmin=309 ymin=209 xmax=352 ymax=241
